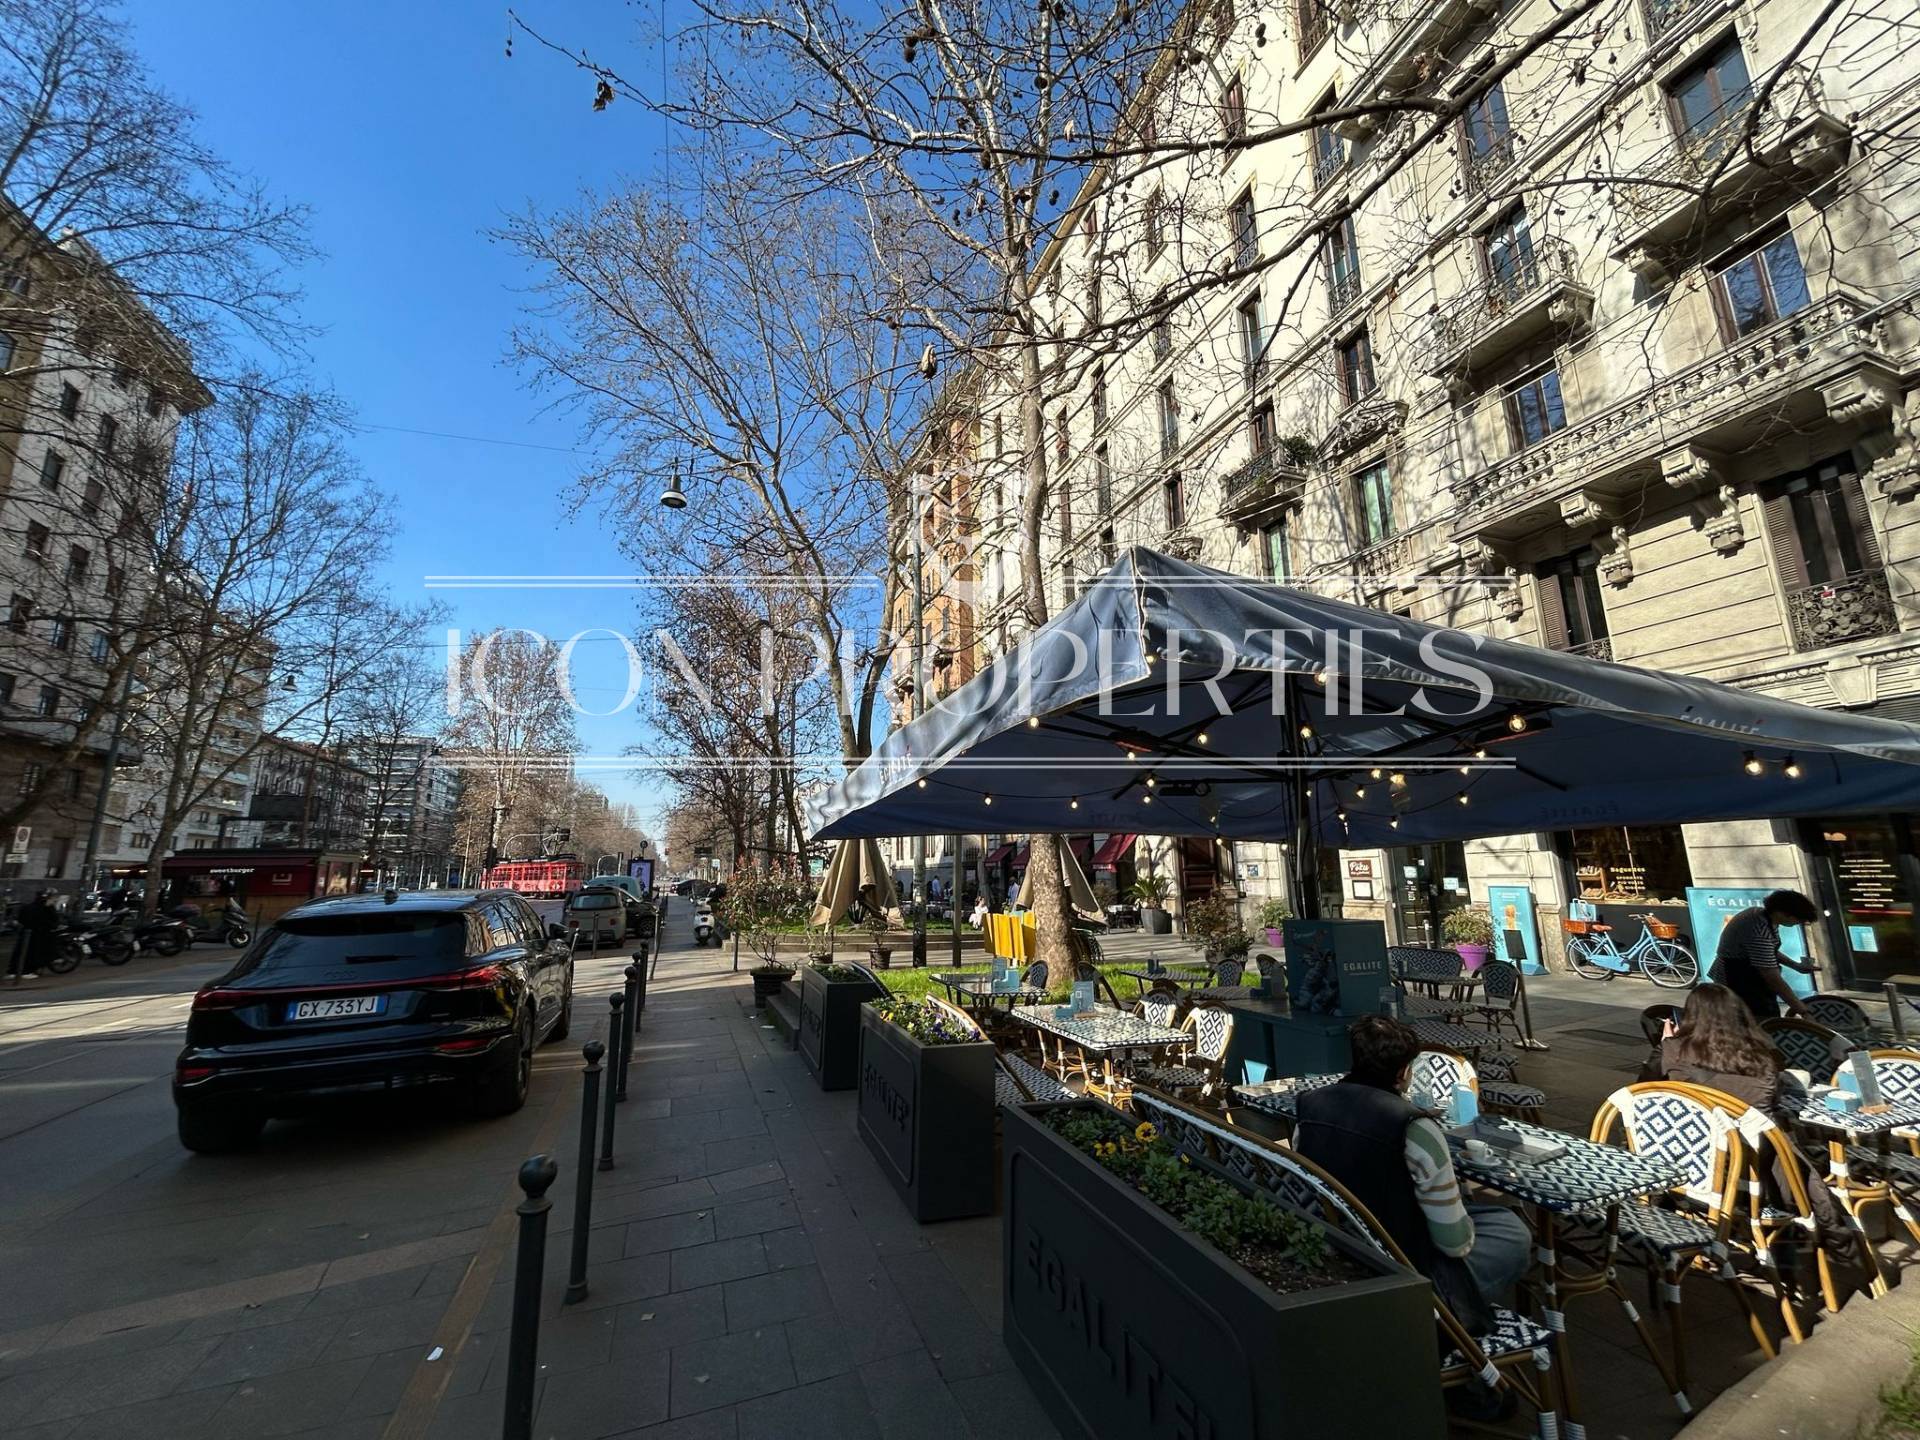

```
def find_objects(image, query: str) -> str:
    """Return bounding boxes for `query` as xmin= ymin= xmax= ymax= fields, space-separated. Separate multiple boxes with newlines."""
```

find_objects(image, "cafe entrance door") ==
xmin=1389 ymin=842 xmax=1469 ymax=947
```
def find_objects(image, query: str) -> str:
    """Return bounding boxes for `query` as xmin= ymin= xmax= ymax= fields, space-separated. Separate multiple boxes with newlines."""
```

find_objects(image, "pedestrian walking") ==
xmin=1708 ymin=889 xmax=1822 ymax=1020
xmin=8 ymin=889 xmax=58 ymax=983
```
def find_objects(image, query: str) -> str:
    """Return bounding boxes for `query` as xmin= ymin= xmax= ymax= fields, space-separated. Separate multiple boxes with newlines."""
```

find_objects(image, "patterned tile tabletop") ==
xmin=1235 ymin=1077 xmax=1678 ymax=1211
xmin=1010 ymin=1004 xmax=1189 ymax=1051
xmin=1778 ymin=1091 xmax=1920 ymax=1136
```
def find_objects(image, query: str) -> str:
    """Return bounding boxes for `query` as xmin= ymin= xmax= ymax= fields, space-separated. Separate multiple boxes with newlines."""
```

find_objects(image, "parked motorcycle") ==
xmin=136 ymin=914 xmax=192 ymax=956
xmin=692 ymin=905 xmax=718 ymax=947
xmin=170 ymin=904 xmax=252 ymax=949
xmin=40 ymin=922 xmax=134 ymax=974
xmin=72 ymin=907 xmax=138 ymax=966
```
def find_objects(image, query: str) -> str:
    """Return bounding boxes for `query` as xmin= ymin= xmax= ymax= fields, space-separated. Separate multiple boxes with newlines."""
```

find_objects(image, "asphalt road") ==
xmin=0 ymin=916 xmax=646 ymax=1381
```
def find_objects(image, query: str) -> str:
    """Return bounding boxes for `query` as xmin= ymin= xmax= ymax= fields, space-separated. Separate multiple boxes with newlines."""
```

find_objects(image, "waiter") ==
xmin=1709 ymin=889 xmax=1821 ymax=1020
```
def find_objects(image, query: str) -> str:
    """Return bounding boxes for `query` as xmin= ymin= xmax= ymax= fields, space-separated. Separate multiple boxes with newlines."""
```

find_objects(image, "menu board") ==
xmin=1837 ymin=850 xmax=1905 ymax=915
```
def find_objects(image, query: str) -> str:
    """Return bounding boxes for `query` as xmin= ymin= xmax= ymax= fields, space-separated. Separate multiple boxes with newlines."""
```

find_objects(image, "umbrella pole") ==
xmin=950 ymin=833 xmax=963 ymax=971
xmin=1285 ymin=677 xmax=1321 ymax=920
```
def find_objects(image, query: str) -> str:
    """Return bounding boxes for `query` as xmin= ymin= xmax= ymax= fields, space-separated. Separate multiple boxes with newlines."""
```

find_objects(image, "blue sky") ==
xmin=126 ymin=1 xmax=676 ymax=833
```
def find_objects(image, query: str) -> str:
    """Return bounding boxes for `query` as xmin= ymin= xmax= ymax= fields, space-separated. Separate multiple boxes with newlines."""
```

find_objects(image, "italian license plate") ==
xmin=286 ymin=995 xmax=387 ymax=1022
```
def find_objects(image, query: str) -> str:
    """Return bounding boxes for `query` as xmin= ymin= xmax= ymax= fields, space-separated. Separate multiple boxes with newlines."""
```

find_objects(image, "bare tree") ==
xmin=125 ymin=387 xmax=397 ymax=908
xmin=444 ymin=629 xmax=580 ymax=871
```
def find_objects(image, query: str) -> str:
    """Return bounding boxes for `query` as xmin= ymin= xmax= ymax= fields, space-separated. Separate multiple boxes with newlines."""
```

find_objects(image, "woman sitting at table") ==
xmin=1295 ymin=1016 xmax=1532 ymax=1307
xmin=1654 ymin=983 xmax=1858 ymax=1265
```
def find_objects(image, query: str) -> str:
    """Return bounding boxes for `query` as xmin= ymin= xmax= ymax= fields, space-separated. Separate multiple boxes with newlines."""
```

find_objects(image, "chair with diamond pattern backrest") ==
xmin=1831 ymin=1050 xmax=1920 ymax=1251
xmin=1133 ymin=991 xmax=1179 ymax=1031
xmin=1130 ymin=1005 xmax=1234 ymax=1101
xmin=1020 ymin=959 xmax=1048 ymax=990
xmin=1252 ymin=951 xmax=1283 ymax=987
xmin=1389 ymin=946 xmax=1470 ymax=1020
xmin=1213 ymin=956 xmax=1246 ymax=987
xmin=1405 ymin=1045 xmax=1546 ymax=1123
xmin=1128 ymin=1084 xmax=1559 ymax=1425
xmin=1803 ymin=994 xmax=1874 ymax=1046
xmin=1471 ymin=960 xmax=1527 ymax=1045
xmin=1591 ymin=1082 xmax=1767 ymax=1410
xmin=1661 ymin=1081 xmax=1873 ymax=1344
xmin=1761 ymin=1016 xmax=1845 ymax=1083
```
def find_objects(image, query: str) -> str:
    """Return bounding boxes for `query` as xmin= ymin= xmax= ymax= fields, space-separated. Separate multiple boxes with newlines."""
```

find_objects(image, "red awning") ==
xmin=1011 ymin=843 xmax=1030 ymax=870
xmin=1091 ymin=833 xmax=1138 ymax=868
xmin=985 ymin=843 xmax=1015 ymax=865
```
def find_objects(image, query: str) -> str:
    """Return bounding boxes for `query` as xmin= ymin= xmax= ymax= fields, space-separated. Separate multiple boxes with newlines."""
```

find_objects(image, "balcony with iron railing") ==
xmin=1328 ymin=265 xmax=1363 ymax=317
xmin=1560 ymin=636 xmax=1614 ymax=662
xmin=1450 ymin=289 xmax=1895 ymax=538
xmin=1221 ymin=444 xmax=1309 ymax=526
xmin=1312 ymin=136 xmax=1347 ymax=191
xmin=1611 ymin=66 xmax=1851 ymax=261
xmin=1641 ymin=0 xmax=1715 ymax=42
xmin=1784 ymin=569 xmax=1899 ymax=652
xmin=1427 ymin=236 xmax=1594 ymax=377
xmin=1460 ymin=131 xmax=1519 ymax=198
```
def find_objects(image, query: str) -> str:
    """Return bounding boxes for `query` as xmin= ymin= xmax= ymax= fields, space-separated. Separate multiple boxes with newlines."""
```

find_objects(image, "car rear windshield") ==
xmin=571 ymin=894 xmax=622 ymax=908
xmin=226 ymin=912 xmax=475 ymax=988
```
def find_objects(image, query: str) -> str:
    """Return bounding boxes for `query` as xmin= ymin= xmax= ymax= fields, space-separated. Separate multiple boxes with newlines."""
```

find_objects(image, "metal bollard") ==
xmin=564 ymin=1041 xmax=605 ymax=1304
xmin=503 ymin=1154 xmax=558 ymax=1440
xmin=599 ymin=993 xmax=624 ymax=1171
xmin=633 ymin=941 xmax=650 ymax=1017
xmin=617 ymin=963 xmax=640 ymax=1101
xmin=1888 ymin=982 xmax=1909 ymax=1046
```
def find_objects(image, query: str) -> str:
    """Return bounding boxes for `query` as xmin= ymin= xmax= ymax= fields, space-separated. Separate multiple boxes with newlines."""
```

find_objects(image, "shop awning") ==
xmin=984 ymin=842 xmax=1015 ymax=866
xmin=807 ymin=547 xmax=1920 ymax=849
xmin=1011 ymin=843 xmax=1030 ymax=870
xmin=1091 ymin=833 xmax=1137 ymax=868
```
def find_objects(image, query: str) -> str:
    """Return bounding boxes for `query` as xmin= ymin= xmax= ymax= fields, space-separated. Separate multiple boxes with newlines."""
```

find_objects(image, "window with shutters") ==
xmin=1262 ymin=518 xmax=1293 ymax=583
xmin=1354 ymin=461 xmax=1394 ymax=546
xmin=1763 ymin=454 xmax=1896 ymax=652
xmin=1163 ymin=472 xmax=1187 ymax=530
xmin=1534 ymin=549 xmax=1611 ymax=658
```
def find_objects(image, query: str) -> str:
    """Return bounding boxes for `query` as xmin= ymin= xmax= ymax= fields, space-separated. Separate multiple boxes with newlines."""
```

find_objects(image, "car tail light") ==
xmin=416 ymin=963 xmax=509 ymax=992
xmin=176 ymin=1064 xmax=218 ymax=1083
xmin=192 ymin=987 xmax=252 ymax=1011
xmin=433 ymin=1037 xmax=492 ymax=1054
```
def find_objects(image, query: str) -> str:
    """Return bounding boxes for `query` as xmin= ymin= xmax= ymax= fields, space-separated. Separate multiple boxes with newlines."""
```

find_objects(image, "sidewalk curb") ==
xmin=1683 ymin=1281 xmax=1920 ymax=1439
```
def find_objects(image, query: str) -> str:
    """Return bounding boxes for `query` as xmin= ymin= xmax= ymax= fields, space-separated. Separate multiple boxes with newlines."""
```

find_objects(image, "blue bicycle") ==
xmin=1565 ymin=913 xmax=1698 ymax=988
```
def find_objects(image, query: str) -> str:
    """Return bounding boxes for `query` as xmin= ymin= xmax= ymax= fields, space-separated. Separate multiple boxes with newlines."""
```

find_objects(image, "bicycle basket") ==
xmin=1562 ymin=918 xmax=1592 ymax=935
xmin=1644 ymin=918 xmax=1680 ymax=941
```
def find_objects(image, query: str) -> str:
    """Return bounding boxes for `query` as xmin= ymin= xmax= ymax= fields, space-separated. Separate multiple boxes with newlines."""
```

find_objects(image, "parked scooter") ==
xmin=692 ymin=904 xmax=718 ymax=947
xmin=72 ymin=907 xmax=138 ymax=966
xmin=135 ymin=913 xmax=193 ymax=956
xmin=170 ymin=904 xmax=253 ymax=949
xmin=39 ymin=922 xmax=134 ymax=973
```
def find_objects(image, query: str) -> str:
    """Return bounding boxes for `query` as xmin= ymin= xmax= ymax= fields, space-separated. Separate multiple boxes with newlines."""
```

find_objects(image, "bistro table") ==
xmin=1775 ymin=1090 xmax=1920 ymax=1295
xmin=1010 ymin=1004 xmax=1190 ymax=1100
xmin=938 ymin=974 xmax=1050 ymax=1013
xmin=1237 ymin=1077 xmax=1682 ymax=1430
xmin=1408 ymin=1017 xmax=1503 ymax=1056
xmin=1116 ymin=963 xmax=1214 ymax=997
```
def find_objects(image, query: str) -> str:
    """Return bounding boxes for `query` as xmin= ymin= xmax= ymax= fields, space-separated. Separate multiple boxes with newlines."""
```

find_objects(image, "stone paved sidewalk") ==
xmin=425 ymin=933 xmax=1063 ymax=1440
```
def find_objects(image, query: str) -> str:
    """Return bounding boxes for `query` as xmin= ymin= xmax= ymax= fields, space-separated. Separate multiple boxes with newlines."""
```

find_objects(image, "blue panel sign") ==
xmin=1487 ymin=885 xmax=1545 ymax=976
xmin=1685 ymin=888 xmax=1816 ymax=998
xmin=1283 ymin=918 xmax=1390 ymax=1016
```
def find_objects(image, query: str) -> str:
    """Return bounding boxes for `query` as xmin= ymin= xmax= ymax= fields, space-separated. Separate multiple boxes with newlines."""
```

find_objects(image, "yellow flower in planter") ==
xmin=1134 ymin=1122 xmax=1158 ymax=1142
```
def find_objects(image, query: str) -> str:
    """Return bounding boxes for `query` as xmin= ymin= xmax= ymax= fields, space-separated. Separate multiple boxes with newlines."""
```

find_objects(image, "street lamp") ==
xmin=659 ymin=463 xmax=686 ymax=510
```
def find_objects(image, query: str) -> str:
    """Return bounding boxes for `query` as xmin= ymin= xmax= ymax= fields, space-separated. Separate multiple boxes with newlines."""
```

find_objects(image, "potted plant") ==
xmin=1003 ymin=1101 xmax=1443 ymax=1439
xmin=1441 ymin=906 xmax=1495 ymax=971
xmin=799 ymin=961 xmax=886 ymax=1090
xmin=1185 ymin=891 xmax=1246 ymax=961
xmin=857 ymin=995 xmax=997 ymax=1221
xmin=862 ymin=904 xmax=894 ymax=968
xmin=804 ymin=923 xmax=834 ymax=966
xmin=1129 ymin=873 xmax=1173 ymax=935
xmin=1258 ymin=898 xmax=1294 ymax=948
xmin=719 ymin=865 xmax=810 ymax=1004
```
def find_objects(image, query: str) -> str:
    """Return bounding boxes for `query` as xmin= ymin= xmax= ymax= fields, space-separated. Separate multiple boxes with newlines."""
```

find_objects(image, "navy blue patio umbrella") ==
xmin=807 ymin=549 xmax=1920 ymax=913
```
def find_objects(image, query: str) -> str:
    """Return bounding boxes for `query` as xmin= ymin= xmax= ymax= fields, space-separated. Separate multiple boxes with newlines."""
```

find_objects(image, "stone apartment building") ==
xmin=360 ymin=736 xmax=463 ymax=888
xmin=0 ymin=202 xmax=211 ymax=888
xmin=918 ymin=0 xmax=1920 ymax=984
xmin=247 ymin=735 xmax=374 ymax=851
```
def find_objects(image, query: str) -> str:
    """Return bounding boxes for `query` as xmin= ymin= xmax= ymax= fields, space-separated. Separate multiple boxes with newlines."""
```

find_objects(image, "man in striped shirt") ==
xmin=1296 ymin=1016 xmax=1530 ymax=1302
xmin=1709 ymin=889 xmax=1821 ymax=1020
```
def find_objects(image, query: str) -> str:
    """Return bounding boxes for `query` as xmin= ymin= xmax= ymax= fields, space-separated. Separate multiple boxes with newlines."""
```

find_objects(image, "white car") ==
xmin=563 ymin=890 xmax=625 ymax=947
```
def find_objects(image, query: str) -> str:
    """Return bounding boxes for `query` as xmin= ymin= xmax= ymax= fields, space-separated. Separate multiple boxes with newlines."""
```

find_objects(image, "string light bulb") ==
xmin=1336 ymin=809 xmax=1348 ymax=823
xmin=1070 ymin=796 xmax=1079 ymax=809
xmin=1743 ymin=751 xmax=1764 ymax=777
xmin=1506 ymin=712 xmax=1528 ymax=734
xmin=1474 ymin=748 xmax=1487 ymax=761
xmin=983 ymin=794 xmax=993 ymax=805
xmin=1299 ymin=724 xmax=1313 ymax=739
xmin=1142 ymin=793 xmax=1152 ymax=804
xmin=1370 ymin=767 xmax=1383 ymax=780
xmin=1389 ymin=771 xmax=1406 ymax=787
xmin=1783 ymin=755 xmax=1803 ymax=779
xmin=1027 ymin=716 xmax=1039 ymax=728
xmin=1146 ymin=775 xmax=1157 ymax=788
xmin=1457 ymin=793 xmax=1470 ymax=805
xmin=1355 ymin=786 xmax=1367 ymax=799
xmin=1459 ymin=764 xmax=1470 ymax=775
xmin=1389 ymin=817 xmax=1400 ymax=829
xmin=1313 ymin=672 xmax=1327 ymax=686
xmin=1197 ymin=731 xmax=1210 ymax=745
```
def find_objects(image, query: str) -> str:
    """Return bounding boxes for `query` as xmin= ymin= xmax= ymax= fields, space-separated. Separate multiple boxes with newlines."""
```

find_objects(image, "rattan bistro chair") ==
xmin=1470 ymin=960 xmax=1528 ymax=1046
xmin=1131 ymin=1086 xmax=1559 ymax=1429
xmin=1803 ymin=994 xmax=1876 ymax=1046
xmin=1405 ymin=1047 xmax=1547 ymax=1123
xmin=1829 ymin=1048 xmax=1920 ymax=1251
xmin=1589 ymin=1082 xmax=1767 ymax=1413
xmin=1132 ymin=1005 xmax=1234 ymax=1101
xmin=1761 ymin=1016 xmax=1847 ymax=1084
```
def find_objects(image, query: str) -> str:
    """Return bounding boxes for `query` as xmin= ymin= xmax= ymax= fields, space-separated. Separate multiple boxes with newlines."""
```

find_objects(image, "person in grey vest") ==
xmin=1709 ymin=890 xmax=1820 ymax=1021
xmin=1295 ymin=1015 xmax=1531 ymax=1305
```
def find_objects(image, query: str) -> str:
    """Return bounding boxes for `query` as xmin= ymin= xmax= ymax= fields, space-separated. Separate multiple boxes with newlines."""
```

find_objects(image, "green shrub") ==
xmin=1440 ymin=907 xmax=1494 ymax=947
xmin=1256 ymin=898 xmax=1294 ymax=930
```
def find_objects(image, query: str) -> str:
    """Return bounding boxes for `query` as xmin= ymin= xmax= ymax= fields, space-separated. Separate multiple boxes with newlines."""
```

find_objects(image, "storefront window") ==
xmin=1390 ymin=842 xmax=1468 ymax=946
xmin=1562 ymin=825 xmax=1693 ymax=903
xmin=1809 ymin=816 xmax=1917 ymax=986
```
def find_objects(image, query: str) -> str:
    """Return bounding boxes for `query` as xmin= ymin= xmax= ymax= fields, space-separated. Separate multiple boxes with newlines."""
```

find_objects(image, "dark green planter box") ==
xmin=1002 ymin=1102 xmax=1444 ymax=1440
xmin=1225 ymin=1002 xmax=1354 ymax=1085
xmin=856 ymin=1003 xmax=995 ymax=1222
xmin=799 ymin=964 xmax=885 ymax=1091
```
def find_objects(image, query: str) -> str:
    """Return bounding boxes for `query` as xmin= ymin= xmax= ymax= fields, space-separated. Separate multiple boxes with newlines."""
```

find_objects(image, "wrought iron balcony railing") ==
xmin=1461 ymin=131 xmax=1518 ymax=197
xmin=1222 ymin=445 xmax=1308 ymax=503
xmin=1784 ymin=569 xmax=1899 ymax=652
xmin=1641 ymin=0 xmax=1710 ymax=40
xmin=1312 ymin=139 xmax=1346 ymax=190
xmin=1450 ymin=292 xmax=1883 ymax=525
xmin=1328 ymin=266 xmax=1363 ymax=316
xmin=1561 ymin=637 xmax=1613 ymax=662
xmin=1430 ymin=236 xmax=1591 ymax=373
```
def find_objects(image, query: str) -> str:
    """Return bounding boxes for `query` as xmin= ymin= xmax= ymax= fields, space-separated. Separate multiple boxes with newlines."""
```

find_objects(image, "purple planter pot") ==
xmin=1454 ymin=943 xmax=1490 ymax=972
